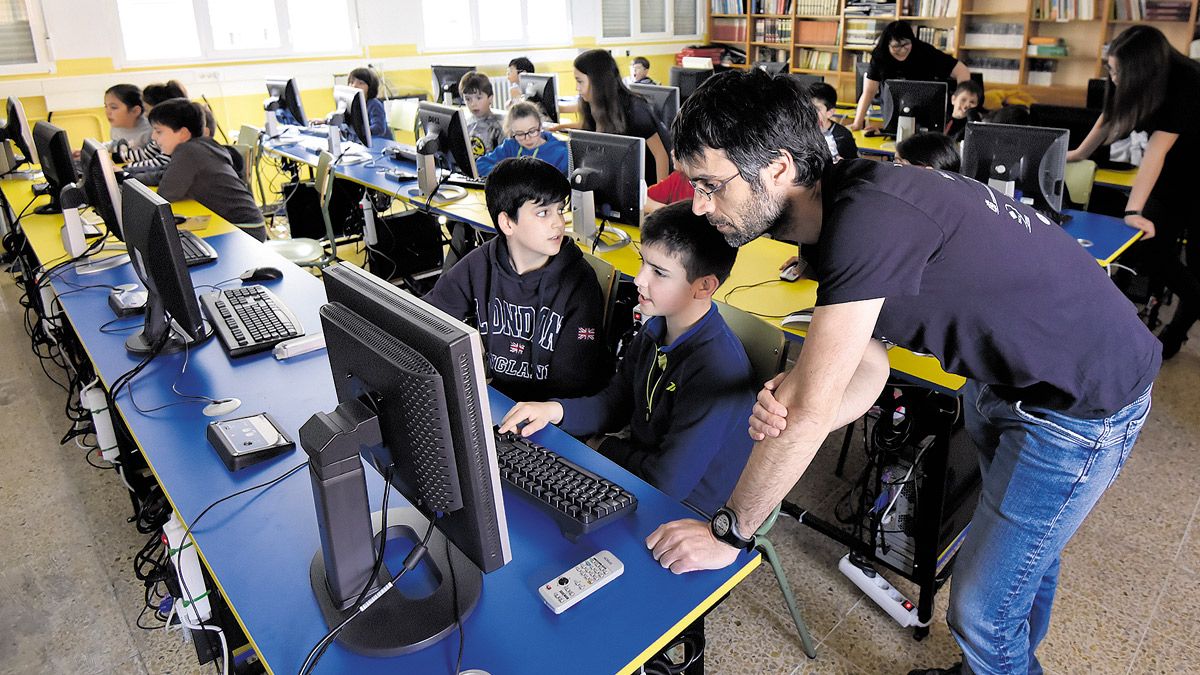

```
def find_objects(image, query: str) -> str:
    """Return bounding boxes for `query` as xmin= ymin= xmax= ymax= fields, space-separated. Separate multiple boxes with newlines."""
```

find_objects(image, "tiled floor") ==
xmin=1 ymin=267 xmax=1197 ymax=674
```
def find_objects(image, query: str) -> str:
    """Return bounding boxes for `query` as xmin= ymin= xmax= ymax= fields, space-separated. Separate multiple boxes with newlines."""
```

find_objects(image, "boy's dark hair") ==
xmin=509 ymin=57 xmax=535 ymax=74
xmin=808 ymin=82 xmax=838 ymax=109
xmin=896 ymin=131 xmax=960 ymax=172
xmin=632 ymin=56 xmax=651 ymax=69
xmin=642 ymin=200 xmax=738 ymax=284
xmin=105 ymin=84 xmax=143 ymax=114
xmin=201 ymin=105 xmax=216 ymax=137
xmin=143 ymin=80 xmax=188 ymax=107
xmin=349 ymin=67 xmax=380 ymax=99
xmin=459 ymin=71 xmax=493 ymax=98
xmin=985 ymin=104 xmax=1031 ymax=126
xmin=954 ymin=79 xmax=984 ymax=102
xmin=484 ymin=156 xmax=570 ymax=227
xmin=148 ymin=98 xmax=205 ymax=138
xmin=673 ymin=69 xmax=830 ymax=189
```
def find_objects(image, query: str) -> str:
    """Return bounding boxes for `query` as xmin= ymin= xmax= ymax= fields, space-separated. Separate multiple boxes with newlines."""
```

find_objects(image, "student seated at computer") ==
xmin=128 ymin=104 xmax=242 ymax=185
xmin=506 ymin=57 xmax=536 ymax=107
xmin=423 ymin=156 xmax=612 ymax=401
xmin=104 ymin=84 xmax=152 ymax=156
xmin=346 ymin=67 xmax=394 ymax=141
xmin=944 ymin=80 xmax=984 ymax=142
xmin=984 ymin=104 xmax=1031 ymax=125
xmin=458 ymin=71 xmax=504 ymax=160
xmin=148 ymin=99 xmax=266 ymax=241
xmin=644 ymin=169 xmax=696 ymax=213
xmin=808 ymin=82 xmax=857 ymax=162
xmin=895 ymin=131 xmax=961 ymax=172
xmin=124 ymin=81 xmax=190 ymax=169
xmin=499 ymin=201 xmax=756 ymax=516
xmin=627 ymin=56 xmax=656 ymax=85
xmin=475 ymin=101 xmax=568 ymax=177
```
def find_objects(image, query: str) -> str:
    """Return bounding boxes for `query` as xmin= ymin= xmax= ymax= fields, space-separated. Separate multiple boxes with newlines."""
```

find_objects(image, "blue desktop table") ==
xmin=42 ymin=228 xmax=759 ymax=674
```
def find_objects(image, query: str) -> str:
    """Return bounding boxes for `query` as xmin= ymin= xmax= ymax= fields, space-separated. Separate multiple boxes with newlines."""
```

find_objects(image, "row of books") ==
xmin=795 ymin=19 xmax=840 ymax=44
xmin=962 ymin=56 xmax=1021 ymax=83
xmin=754 ymin=46 xmax=790 ymax=62
xmin=754 ymin=18 xmax=794 ymax=42
xmin=900 ymin=0 xmax=959 ymax=16
xmin=795 ymin=48 xmax=839 ymax=70
xmin=845 ymin=18 xmax=887 ymax=46
xmin=711 ymin=0 xmax=747 ymax=13
xmin=963 ymin=22 xmax=1025 ymax=49
xmin=1112 ymin=0 xmax=1190 ymax=20
xmin=1031 ymin=0 xmax=1098 ymax=20
xmin=1027 ymin=36 xmax=1068 ymax=56
xmin=916 ymin=26 xmax=956 ymax=52
xmin=751 ymin=0 xmax=793 ymax=12
xmin=796 ymin=0 xmax=841 ymax=14
xmin=845 ymin=0 xmax=898 ymax=15
xmin=712 ymin=17 xmax=750 ymax=41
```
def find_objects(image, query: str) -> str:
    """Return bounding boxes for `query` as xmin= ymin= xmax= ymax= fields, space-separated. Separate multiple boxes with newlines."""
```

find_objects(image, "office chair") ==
xmin=581 ymin=250 xmax=619 ymax=333
xmin=1064 ymin=159 xmax=1097 ymax=211
xmin=713 ymin=301 xmax=817 ymax=658
xmin=265 ymin=150 xmax=338 ymax=268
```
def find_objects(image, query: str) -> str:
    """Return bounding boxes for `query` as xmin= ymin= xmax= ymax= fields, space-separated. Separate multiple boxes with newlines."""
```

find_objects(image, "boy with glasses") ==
xmin=476 ymin=101 xmax=568 ymax=177
xmin=458 ymin=71 xmax=504 ymax=159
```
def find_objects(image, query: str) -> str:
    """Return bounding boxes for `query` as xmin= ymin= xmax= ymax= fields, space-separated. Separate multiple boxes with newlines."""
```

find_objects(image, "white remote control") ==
xmin=538 ymin=550 xmax=624 ymax=614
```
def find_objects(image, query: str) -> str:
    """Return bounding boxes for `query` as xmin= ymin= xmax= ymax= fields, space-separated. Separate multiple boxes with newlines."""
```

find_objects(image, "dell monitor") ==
xmin=755 ymin=61 xmax=789 ymax=76
xmin=788 ymin=73 xmax=824 ymax=89
xmin=431 ymin=65 xmax=475 ymax=106
xmin=120 ymin=179 xmax=212 ymax=354
xmin=518 ymin=73 xmax=559 ymax=123
xmin=1029 ymin=104 xmax=1100 ymax=151
xmin=300 ymin=261 xmax=509 ymax=656
xmin=567 ymin=129 xmax=645 ymax=253
xmin=332 ymin=84 xmax=372 ymax=150
xmin=1 ymin=96 xmax=37 ymax=173
xmin=266 ymin=78 xmax=308 ymax=126
xmin=882 ymin=80 xmax=947 ymax=143
xmin=32 ymin=122 xmax=77 ymax=215
xmin=409 ymin=101 xmax=479 ymax=205
xmin=961 ymin=122 xmax=1069 ymax=217
xmin=59 ymin=138 xmax=131 ymax=274
xmin=669 ymin=67 xmax=716 ymax=100
xmin=628 ymin=83 xmax=681 ymax=136
xmin=1086 ymin=78 xmax=1108 ymax=110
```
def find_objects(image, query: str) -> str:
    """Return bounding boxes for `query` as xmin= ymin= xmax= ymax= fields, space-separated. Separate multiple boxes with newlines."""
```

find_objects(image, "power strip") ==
xmin=838 ymin=553 xmax=926 ymax=628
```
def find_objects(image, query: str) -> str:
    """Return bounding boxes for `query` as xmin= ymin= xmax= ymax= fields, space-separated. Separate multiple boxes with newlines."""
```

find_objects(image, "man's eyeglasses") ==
xmin=511 ymin=127 xmax=541 ymax=140
xmin=689 ymin=173 xmax=740 ymax=201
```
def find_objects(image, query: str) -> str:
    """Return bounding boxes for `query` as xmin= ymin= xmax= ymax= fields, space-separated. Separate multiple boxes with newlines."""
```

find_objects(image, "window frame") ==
xmin=596 ymin=0 xmax=703 ymax=44
xmin=110 ymin=0 xmax=362 ymax=68
xmin=418 ymin=0 xmax=574 ymax=53
xmin=0 ymin=0 xmax=51 ymax=75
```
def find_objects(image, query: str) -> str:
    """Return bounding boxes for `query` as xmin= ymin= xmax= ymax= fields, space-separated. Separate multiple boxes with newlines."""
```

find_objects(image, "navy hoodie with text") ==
xmin=423 ymin=235 xmax=612 ymax=402
xmin=556 ymin=304 xmax=755 ymax=516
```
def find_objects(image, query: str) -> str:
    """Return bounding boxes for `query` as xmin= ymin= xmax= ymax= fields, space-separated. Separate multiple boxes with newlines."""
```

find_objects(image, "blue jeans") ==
xmin=948 ymin=381 xmax=1152 ymax=675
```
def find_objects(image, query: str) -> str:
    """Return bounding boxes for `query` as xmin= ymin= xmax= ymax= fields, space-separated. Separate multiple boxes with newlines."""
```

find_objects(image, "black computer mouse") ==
xmin=240 ymin=266 xmax=284 ymax=282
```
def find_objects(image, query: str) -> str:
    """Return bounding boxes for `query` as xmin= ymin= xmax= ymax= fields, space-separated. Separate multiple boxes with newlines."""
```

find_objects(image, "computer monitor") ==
xmin=961 ymin=122 xmax=1069 ymax=217
xmin=431 ymin=65 xmax=475 ymax=105
xmin=333 ymin=84 xmax=372 ymax=149
xmin=301 ymin=260 xmax=510 ymax=655
xmin=882 ymin=80 xmax=947 ymax=143
xmin=119 ymin=179 xmax=211 ymax=354
xmin=755 ymin=61 xmax=789 ymax=75
xmin=518 ymin=73 xmax=559 ymax=123
xmin=32 ymin=122 xmax=76 ymax=215
xmin=59 ymin=138 xmax=131 ymax=274
xmin=79 ymin=138 xmax=123 ymax=238
xmin=1029 ymin=104 xmax=1100 ymax=151
xmin=1 ymin=96 xmax=37 ymax=172
xmin=1086 ymin=78 xmax=1108 ymax=110
xmin=669 ymin=67 xmax=716 ymax=100
xmin=788 ymin=73 xmax=824 ymax=89
xmin=408 ymin=101 xmax=478 ymax=205
xmin=265 ymin=78 xmax=308 ymax=126
xmin=628 ymin=83 xmax=681 ymax=135
xmin=567 ymin=129 xmax=645 ymax=252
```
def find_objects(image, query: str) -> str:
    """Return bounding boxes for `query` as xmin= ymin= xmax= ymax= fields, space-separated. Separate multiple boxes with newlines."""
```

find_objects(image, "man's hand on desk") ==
xmin=749 ymin=371 xmax=789 ymax=441
xmin=646 ymin=519 xmax=740 ymax=574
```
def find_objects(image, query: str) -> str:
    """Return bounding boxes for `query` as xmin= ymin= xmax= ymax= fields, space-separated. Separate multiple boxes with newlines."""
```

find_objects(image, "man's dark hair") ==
xmin=349 ymin=67 xmax=381 ymax=99
xmin=509 ymin=57 xmax=535 ymax=74
xmin=633 ymin=56 xmax=650 ymax=69
xmin=641 ymin=200 xmax=738 ymax=284
xmin=673 ymin=69 xmax=830 ymax=189
xmin=143 ymin=80 xmax=188 ymax=107
xmin=459 ymin=71 xmax=493 ymax=98
xmin=895 ymin=131 xmax=960 ymax=172
xmin=105 ymin=84 xmax=143 ymax=114
xmin=808 ymin=82 xmax=838 ymax=109
xmin=148 ymin=98 xmax=205 ymax=138
xmin=484 ymin=156 xmax=570 ymax=228
xmin=954 ymin=79 xmax=984 ymax=102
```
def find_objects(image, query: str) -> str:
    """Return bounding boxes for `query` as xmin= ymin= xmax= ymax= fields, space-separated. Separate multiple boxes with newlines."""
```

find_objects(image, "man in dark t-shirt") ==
xmin=645 ymin=69 xmax=1160 ymax=675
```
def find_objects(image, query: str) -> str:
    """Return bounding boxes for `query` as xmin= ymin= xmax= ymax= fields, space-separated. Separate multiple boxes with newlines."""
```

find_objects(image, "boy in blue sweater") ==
xmin=499 ymin=201 xmax=756 ymax=516
xmin=476 ymin=101 xmax=569 ymax=177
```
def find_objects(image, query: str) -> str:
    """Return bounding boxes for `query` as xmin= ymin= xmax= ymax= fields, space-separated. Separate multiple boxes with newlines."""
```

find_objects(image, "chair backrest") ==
xmin=315 ymin=151 xmax=337 ymax=241
xmin=229 ymin=144 xmax=251 ymax=184
xmin=1064 ymin=160 xmax=1097 ymax=210
xmin=715 ymin=300 xmax=787 ymax=387
xmin=581 ymin=250 xmax=619 ymax=331
xmin=237 ymin=124 xmax=259 ymax=147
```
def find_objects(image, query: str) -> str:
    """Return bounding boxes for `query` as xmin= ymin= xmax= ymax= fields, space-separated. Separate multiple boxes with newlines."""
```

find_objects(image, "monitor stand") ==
xmin=301 ymin=397 xmax=482 ymax=657
xmin=570 ymin=188 xmax=631 ymax=253
xmin=896 ymin=114 xmax=917 ymax=145
xmin=408 ymin=155 xmax=466 ymax=205
xmin=61 ymin=192 xmax=131 ymax=275
xmin=125 ymin=315 xmax=213 ymax=355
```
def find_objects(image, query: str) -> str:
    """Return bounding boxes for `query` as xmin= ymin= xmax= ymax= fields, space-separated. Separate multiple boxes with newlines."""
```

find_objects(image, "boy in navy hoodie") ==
xmin=423 ymin=156 xmax=612 ymax=401
xmin=499 ymin=201 xmax=756 ymax=516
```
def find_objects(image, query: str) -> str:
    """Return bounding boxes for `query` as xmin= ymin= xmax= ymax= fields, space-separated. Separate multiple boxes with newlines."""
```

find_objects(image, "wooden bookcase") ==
xmin=706 ymin=0 xmax=1200 ymax=105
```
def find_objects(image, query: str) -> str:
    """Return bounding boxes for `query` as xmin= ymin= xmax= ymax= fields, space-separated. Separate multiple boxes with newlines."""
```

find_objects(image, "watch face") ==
xmin=713 ymin=512 xmax=731 ymax=537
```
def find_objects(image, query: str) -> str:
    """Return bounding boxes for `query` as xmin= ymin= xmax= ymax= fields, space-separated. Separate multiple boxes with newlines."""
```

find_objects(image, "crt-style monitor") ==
xmin=961 ymin=121 xmax=1069 ymax=217
xmin=32 ymin=121 xmax=76 ymax=215
xmin=518 ymin=73 xmax=559 ymax=123
xmin=882 ymin=80 xmax=947 ymax=141
xmin=431 ymin=65 xmax=476 ymax=106
xmin=567 ymin=129 xmax=645 ymax=252
xmin=299 ymin=260 xmax=510 ymax=656
xmin=628 ymin=83 xmax=681 ymax=136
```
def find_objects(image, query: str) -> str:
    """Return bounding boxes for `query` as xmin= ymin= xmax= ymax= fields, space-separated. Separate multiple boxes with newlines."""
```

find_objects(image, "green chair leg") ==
xmin=754 ymin=505 xmax=817 ymax=658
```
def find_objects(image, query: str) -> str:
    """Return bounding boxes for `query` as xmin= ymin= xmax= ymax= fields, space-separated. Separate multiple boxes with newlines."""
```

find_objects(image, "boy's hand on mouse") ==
xmin=749 ymin=371 xmax=790 ymax=441
xmin=498 ymin=401 xmax=564 ymax=436
xmin=779 ymin=256 xmax=798 ymax=272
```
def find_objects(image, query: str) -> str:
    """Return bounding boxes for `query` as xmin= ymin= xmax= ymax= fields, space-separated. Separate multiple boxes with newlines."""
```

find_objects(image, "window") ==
xmin=113 ymin=0 xmax=358 ymax=64
xmin=601 ymin=0 xmax=701 ymax=39
xmin=420 ymin=0 xmax=572 ymax=50
xmin=0 ymin=0 xmax=49 ymax=71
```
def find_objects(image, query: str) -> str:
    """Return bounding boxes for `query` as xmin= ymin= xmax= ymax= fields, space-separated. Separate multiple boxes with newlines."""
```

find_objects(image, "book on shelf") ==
xmin=711 ymin=0 xmax=747 ymax=13
xmin=1027 ymin=44 xmax=1069 ymax=56
xmin=916 ymin=25 xmax=957 ymax=52
xmin=752 ymin=0 xmax=794 ymax=12
xmin=795 ymin=48 xmax=839 ymax=70
xmin=795 ymin=19 xmax=839 ymax=44
xmin=845 ymin=0 xmax=898 ymax=15
xmin=796 ymin=0 xmax=840 ymax=14
xmin=963 ymin=22 xmax=1025 ymax=49
xmin=712 ymin=17 xmax=750 ymax=42
xmin=1112 ymin=0 xmax=1191 ymax=20
xmin=901 ymin=0 xmax=959 ymax=17
xmin=754 ymin=17 xmax=794 ymax=42
xmin=845 ymin=18 xmax=887 ymax=46
xmin=1033 ymin=0 xmax=1097 ymax=21
xmin=754 ymin=46 xmax=791 ymax=62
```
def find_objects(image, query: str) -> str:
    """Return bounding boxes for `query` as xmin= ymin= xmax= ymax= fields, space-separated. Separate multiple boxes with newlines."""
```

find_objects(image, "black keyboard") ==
xmin=445 ymin=173 xmax=486 ymax=190
xmin=200 ymin=285 xmax=303 ymax=357
xmin=179 ymin=230 xmax=218 ymax=266
xmin=494 ymin=429 xmax=637 ymax=541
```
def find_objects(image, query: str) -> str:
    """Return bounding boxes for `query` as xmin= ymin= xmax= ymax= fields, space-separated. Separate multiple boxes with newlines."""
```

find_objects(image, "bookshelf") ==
xmin=708 ymin=0 xmax=1200 ymax=104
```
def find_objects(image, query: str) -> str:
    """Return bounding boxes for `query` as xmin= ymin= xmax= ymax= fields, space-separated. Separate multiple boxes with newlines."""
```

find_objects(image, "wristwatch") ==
xmin=1124 ymin=210 xmax=1142 ymax=217
xmin=710 ymin=506 xmax=754 ymax=551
